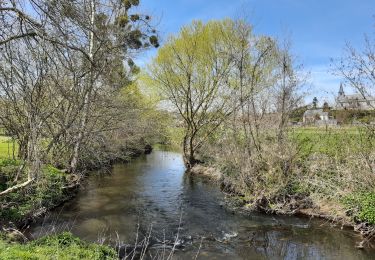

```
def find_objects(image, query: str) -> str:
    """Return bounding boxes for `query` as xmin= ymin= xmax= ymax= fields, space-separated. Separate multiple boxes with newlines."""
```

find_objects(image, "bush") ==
xmin=0 ymin=164 xmax=69 ymax=223
xmin=343 ymin=192 xmax=375 ymax=224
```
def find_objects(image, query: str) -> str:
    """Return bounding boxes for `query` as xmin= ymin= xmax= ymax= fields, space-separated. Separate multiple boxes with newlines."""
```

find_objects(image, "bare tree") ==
xmin=0 ymin=0 xmax=159 ymax=195
xmin=274 ymin=42 xmax=306 ymax=143
xmin=334 ymin=34 xmax=375 ymax=109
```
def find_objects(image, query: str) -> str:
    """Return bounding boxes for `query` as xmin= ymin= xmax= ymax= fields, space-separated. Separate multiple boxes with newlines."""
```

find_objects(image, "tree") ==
xmin=274 ymin=42 xmax=305 ymax=142
xmin=312 ymin=97 xmax=318 ymax=109
xmin=229 ymin=21 xmax=279 ymax=156
xmin=0 ymin=0 xmax=158 ymax=195
xmin=334 ymin=30 xmax=375 ymax=110
xmin=32 ymin=0 xmax=158 ymax=173
xmin=323 ymin=102 xmax=330 ymax=112
xmin=0 ymin=1 xmax=42 ymax=46
xmin=149 ymin=20 xmax=239 ymax=168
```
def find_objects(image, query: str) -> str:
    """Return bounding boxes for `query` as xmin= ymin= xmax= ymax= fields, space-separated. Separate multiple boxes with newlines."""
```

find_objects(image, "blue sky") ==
xmin=137 ymin=0 xmax=374 ymax=105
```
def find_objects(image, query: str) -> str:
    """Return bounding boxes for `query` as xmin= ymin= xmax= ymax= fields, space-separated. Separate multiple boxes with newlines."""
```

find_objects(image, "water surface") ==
xmin=30 ymin=150 xmax=375 ymax=259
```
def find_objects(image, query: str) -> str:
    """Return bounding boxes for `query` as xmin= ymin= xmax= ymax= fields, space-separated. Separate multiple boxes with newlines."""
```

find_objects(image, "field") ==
xmin=289 ymin=126 xmax=373 ymax=158
xmin=0 ymin=136 xmax=17 ymax=159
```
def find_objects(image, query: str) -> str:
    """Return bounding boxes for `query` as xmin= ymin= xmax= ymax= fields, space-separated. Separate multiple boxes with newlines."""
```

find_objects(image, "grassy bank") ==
xmin=197 ymin=125 xmax=375 ymax=241
xmin=0 ymin=159 xmax=76 ymax=226
xmin=0 ymin=232 xmax=117 ymax=259
xmin=0 ymin=135 xmax=153 ymax=258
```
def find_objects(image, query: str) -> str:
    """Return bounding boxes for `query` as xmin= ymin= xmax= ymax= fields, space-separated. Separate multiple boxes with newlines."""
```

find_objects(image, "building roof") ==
xmin=337 ymin=93 xmax=375 ymax=102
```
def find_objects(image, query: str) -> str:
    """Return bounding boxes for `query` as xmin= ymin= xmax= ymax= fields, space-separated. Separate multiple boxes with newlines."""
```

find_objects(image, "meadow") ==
xmin=290 ymin=126 xmax=373 ymax=158
xmin=0 ymin=136 xmax=17 ymax=159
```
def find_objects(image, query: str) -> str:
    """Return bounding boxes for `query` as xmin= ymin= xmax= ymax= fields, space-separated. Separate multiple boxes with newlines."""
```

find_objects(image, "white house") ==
xmin=303 ymin=109 xmax=329 ymax=123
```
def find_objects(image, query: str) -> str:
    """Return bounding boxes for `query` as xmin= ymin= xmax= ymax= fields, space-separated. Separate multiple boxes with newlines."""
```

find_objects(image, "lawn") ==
xmin=0 ymin=136 xmax=17 ymax=159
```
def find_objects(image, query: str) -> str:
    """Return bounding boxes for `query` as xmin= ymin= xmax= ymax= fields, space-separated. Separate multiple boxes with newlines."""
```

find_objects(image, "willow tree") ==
xmin=149 ymin=20 xmax=242 ymax=168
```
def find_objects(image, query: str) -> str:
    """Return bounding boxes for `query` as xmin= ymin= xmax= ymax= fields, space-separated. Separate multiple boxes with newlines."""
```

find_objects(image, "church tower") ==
xmin=338 ymin=83 xmax=345 ymax=96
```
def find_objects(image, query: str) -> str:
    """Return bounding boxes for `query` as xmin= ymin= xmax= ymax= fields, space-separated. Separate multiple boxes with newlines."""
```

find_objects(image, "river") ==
xmin=29 ymin=150 xmax=375 ymax=259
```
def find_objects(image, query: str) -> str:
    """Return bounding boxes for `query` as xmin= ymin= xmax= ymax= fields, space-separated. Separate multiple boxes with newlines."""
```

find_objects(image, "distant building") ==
xmin=303 ymin=109 xmax=328 ymax=123
xmin=302 ymin=109 xmax=337 ymax=126
xmin=336 ymin=83 xmax=375 ymax=110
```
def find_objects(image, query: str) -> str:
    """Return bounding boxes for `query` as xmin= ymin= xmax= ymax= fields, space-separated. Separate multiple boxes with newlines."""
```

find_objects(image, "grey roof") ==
xmin=337 ymin=93 xmax=375 ymax=102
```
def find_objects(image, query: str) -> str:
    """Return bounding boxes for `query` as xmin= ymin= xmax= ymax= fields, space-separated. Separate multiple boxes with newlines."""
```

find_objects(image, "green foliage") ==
xmin=331 ymin=109 xmax=375 ymax=124
xmin=290 ymin=127 xmax=370 ymax=158
xmin=0 ymin=165 xmax=68 ymax=223
xmin=163 ymin=126 xmax=184 ymax=149
xmin=0 ymin=159 xmax=22 ymax=192
xmin=130 ymin=0 xmax=140 ymax=6
xmin=0 ymin=136 xmax=18 ymax=159
xmin=149 ymin=35 xmax=159 ymax=48
xmin=123 ymin=0 xmax=131 ymax=10
xmin=312 ymin=97 xmax=318 ymax=108
xmin=0 ymin=159 xmax=21 ymax=168
xmin=343 ymin=192 xmax=375 ymax=224
xmin=43 ymin=165 xmax=64 ymax=177
xmin=128 ymin=30 xmax=143 ymax=49
xmin=117 ymin=15 xmax=128 ymax=27
xmin=289 ymin=106 xmax=308 ymax=122
xmin=149 ymin=19 xmax=251 ymax=164
xmin=0 ymin=232 xmax=117 ymax=260
xmin=130 ymin=14 xmax=139 ymax=22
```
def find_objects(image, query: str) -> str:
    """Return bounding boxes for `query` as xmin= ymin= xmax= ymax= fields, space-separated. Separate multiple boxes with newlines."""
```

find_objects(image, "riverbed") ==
xmin=29 ymin=150 xmax=375 ymax=259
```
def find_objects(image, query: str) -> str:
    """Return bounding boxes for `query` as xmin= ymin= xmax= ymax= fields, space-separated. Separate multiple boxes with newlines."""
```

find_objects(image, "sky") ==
xmin=136 ymin=0 xmax=375 ymax=105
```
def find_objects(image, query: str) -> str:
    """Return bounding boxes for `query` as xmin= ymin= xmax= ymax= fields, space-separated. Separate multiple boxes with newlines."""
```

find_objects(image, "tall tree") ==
xmin=149 ymin=20 xmax=238 ymax=168
xmin=312 ymin=97 xmax=318 ymax=109
xmin=0 ymin=0 xmax=158 ymax=195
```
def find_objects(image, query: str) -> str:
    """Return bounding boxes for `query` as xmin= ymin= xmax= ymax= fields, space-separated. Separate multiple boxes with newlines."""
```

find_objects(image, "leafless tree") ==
xmin=0 ymin=0 xmax=159 ymax=195
xmin=334 ymin=33 xmax=375 ymax=109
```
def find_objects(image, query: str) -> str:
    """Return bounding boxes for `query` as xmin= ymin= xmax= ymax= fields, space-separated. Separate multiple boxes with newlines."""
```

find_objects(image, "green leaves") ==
xmin=123 ymin=0 xmax=132 ymax=10
xmin=130 ymin=0 xmax=140 ymax=6
xmin=122 ymin=0 xmax=139 ymax=10
xmin=130 ymin=14 xmax=140 ymax=21
xmin=0 ymin=232 xmax=117 ymax=259
xmin=117 ymin=15 xmax=129 ymax=27
xmin=344 ymin=192 xmax=375 ymax=224
xmin=149 ymin=35 xmax=159 ymax=48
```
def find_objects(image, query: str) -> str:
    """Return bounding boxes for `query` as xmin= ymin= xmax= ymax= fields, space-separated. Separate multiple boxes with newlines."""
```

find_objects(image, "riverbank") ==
xmin=0 ymin=232 xmax=117 ymax=259
xmin=0 ymin=145 xmax=152 ymax=233
xmin=0 ymin=146 xmax=154 ymax=259
xmin=189 ymin=163 xmax=375 ymax=248
xmin=15 ymin=150 xmax=375 ymax=259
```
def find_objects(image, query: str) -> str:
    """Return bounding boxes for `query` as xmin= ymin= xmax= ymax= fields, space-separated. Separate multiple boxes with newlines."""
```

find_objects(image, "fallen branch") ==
xmin=0 ymin=179 xmax=34 ymax=197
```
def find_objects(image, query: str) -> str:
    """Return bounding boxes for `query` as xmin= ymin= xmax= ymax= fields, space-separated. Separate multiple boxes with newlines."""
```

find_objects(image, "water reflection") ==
xmin=29 ymin=151 xmax=375 ymax=259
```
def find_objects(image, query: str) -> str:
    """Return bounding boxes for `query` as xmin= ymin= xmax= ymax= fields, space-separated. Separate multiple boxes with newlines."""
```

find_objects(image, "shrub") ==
xmin=343 ymin=192 xmax=375 ymax=224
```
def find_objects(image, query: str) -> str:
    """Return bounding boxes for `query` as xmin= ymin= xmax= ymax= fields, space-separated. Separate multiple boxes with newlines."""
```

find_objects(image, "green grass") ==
xmin=343 ymin=192 xmax=375 ymax=225
xmin=0 ymin=136 xmax=18 ymax=159
xmin=289 ymin=126 xmax=373 ymax=158
xmin=0 ymin=163 xmax=69 ymax=223
xmin=0 ymin=232 xmax=117 ymax=260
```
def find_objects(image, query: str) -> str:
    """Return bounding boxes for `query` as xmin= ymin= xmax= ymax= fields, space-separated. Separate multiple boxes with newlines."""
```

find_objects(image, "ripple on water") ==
xmin=27 ymin=151 xmax=375 ymax=259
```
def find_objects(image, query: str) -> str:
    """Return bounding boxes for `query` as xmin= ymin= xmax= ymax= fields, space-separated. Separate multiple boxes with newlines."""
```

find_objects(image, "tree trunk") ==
xmin=70 ymin=0 xmax=95 ymax=173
